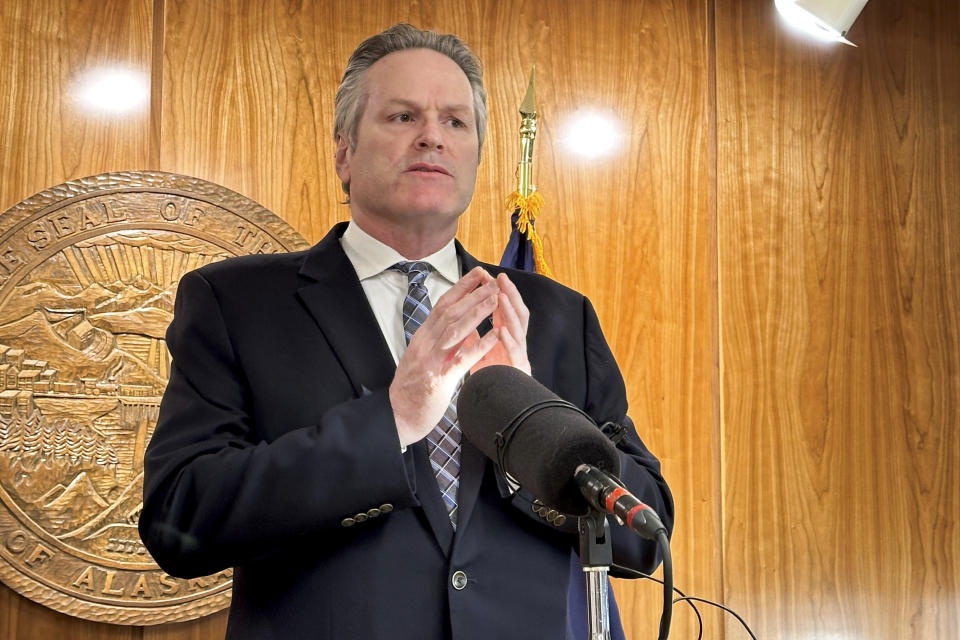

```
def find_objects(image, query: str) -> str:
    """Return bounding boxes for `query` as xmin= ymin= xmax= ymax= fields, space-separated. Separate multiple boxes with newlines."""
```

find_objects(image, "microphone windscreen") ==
xmin=458 ymin=365 xmax=620 ymax=515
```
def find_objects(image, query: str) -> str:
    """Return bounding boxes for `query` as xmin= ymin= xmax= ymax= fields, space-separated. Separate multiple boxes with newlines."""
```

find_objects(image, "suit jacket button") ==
xmin=341 ymin=517 xmax=356 ymax=527
xmin=367 ymin=508 xmax=381 ymax=518
xmin=554 ymin=514 xmax=566 ymax=526
xmin=354 ymin=513 xmax=368 ymax=523
xmin=380 ymin=503 xmax=394 ymax=513
xmin=451 ymin=570 xmax=468 ymax=590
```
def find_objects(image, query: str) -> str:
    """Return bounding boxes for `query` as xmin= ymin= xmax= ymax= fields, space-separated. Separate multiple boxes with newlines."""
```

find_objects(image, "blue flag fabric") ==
xmin=498 ymin=209 xmax=627 ymax=640
xmin=499 ymin=211 xmax=537 ymax=272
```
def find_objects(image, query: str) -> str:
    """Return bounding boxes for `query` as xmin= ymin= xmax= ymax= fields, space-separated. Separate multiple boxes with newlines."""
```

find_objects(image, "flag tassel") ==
xmin=504 ymin=191 xmax=553 ymax=278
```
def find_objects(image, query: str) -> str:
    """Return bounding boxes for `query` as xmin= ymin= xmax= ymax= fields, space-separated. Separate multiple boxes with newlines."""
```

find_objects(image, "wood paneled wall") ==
xmin=717 ymin=0 xmax=960 ymax=638
xmin=0 ymin=1 xmax=956 ymax=639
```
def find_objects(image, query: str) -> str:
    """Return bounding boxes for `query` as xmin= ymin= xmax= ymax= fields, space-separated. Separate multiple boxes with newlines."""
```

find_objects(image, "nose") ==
xmin=415 ymin=120 xmax=445 ymax=151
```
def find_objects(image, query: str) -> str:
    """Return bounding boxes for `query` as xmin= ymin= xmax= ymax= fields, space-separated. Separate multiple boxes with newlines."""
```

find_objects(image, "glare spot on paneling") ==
xmin=72 ymin=67 xmax=149 ymax=116
xmin=561 ymin=111 xmax=621 ymax=159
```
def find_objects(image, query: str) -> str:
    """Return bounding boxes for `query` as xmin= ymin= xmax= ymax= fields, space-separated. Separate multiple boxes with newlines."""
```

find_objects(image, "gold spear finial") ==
xmin=520 ymin=66 xmax=536 ymax=118
xmin=517 ymin=66 xmax=537 ymax=198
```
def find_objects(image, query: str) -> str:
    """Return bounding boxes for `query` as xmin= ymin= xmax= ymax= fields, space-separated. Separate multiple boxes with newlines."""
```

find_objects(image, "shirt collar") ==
xmin=340 ymin=221 xmax=460 ymax=284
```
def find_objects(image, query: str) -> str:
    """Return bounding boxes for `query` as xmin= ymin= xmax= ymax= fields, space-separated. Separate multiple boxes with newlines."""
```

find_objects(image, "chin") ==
xmin=402 ymin=196 xmax=464 ymax=220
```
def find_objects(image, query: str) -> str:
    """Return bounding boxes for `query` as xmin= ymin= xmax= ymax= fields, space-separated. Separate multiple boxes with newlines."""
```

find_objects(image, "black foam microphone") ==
xmin=457 ymin=365 xmax=620 ymax=515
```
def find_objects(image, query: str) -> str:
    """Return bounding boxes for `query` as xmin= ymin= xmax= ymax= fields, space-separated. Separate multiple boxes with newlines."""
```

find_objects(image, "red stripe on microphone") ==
xmin=626 ymin=503 xmax=648 ymax=526
xmin=605 ymin=487 xmax=629 ymax=512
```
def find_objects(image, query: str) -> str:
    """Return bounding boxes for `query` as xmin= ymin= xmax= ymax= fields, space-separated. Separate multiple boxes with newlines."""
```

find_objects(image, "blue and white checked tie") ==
xmin=391 ymin=261 xmax=462 ymax=529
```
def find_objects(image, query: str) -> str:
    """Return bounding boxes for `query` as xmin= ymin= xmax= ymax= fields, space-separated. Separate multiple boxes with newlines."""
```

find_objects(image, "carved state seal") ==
xmin=0 ymin=171 xmax=310 ymax=624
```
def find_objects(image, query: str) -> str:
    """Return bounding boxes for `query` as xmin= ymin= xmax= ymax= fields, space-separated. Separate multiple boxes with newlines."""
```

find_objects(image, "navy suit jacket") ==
xmin=140 ymin=222 xmax=673 ymax=639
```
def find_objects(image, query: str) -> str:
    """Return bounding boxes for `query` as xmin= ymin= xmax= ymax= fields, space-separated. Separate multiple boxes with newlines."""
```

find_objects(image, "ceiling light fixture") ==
xmin=775 ymin=0 xmax=869 ymax=47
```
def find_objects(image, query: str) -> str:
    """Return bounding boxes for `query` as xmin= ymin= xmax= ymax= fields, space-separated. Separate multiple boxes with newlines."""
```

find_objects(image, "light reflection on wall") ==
xmin=71 ymin=67 xmax=149 ymax=116
xmin=561 ymin=111 xmax=621 ymax=159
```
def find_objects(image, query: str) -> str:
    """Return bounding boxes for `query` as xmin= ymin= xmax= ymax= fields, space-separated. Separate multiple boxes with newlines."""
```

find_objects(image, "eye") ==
xmin=393 ymin=112 xmax=413 ymax=123
xmin=449 ymin=118 xmax=465 ymax=128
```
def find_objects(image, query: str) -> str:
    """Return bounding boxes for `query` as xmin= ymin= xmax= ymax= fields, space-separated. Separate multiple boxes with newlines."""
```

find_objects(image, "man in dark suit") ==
xmin=140 ymin=24 xmax=673 ymax=639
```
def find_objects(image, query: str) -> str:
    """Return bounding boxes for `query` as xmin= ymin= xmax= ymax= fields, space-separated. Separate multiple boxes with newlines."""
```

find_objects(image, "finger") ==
xmin=495 ymin=273 xmax=530 ymax=332
xmin=492 ymin=279 xmax=529 ymax=345
xmin=492 ymin=312 xmax=531 ymax=374
xmin=458 ymin=330 xmax=480 ymax=353
xmin=494 ymin=304 xmax=522 ymax=351
xmin=411 ymin=269 xmax=495 ymax=344
xmin=445 ymin=327 xmax=499 ymax=374
xmin=493 ymin=290 xmax=522 ymax=340
xmin=490 ymin=276 xmax=531 ymax=372
xmin=425 ymin=279 xmax=500 ymax=351
xmin=431 ymin=266 xmax=494 ymax=310
xmin=436 ymin=296 xmax=498 ymax=351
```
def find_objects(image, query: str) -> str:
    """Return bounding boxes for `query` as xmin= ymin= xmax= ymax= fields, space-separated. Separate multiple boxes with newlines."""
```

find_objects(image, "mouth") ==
xmin=405 ymin=163 xmax=452 ymax=176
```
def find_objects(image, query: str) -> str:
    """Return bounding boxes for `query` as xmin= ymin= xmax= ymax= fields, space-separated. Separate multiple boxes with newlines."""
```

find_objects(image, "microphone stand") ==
xmin=578 ymin=510 xmax=613 ymax=640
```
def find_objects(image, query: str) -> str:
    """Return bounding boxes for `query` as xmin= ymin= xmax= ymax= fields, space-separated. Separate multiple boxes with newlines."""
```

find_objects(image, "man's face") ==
xmin=336 ymin=48 xmax=480 ymax=241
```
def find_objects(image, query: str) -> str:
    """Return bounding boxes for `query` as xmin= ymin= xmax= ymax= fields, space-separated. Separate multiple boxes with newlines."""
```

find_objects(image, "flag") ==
xmin=497 ymin=192 xmax=626 ymax=640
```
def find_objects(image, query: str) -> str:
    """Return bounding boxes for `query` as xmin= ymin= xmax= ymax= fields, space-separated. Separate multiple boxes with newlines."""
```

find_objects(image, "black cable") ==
xmin=630 ymin=572 xmax=704 ymax=640
xmin=611 ymin=561 xmax=758 ymax=639
xmin=656 ymin=530 xmax=672 ymax=640
xmin=671 ymin=596 xmax=758 ymax=640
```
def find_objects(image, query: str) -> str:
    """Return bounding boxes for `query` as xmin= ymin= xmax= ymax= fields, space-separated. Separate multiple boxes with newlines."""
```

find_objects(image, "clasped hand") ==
xmin=390 ymin=267 xmax=531 ymax=447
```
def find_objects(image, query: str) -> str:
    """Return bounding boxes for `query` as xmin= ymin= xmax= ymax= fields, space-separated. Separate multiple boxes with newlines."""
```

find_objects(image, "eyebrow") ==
xmin=382 ymin=98 xmax=473 ymax=116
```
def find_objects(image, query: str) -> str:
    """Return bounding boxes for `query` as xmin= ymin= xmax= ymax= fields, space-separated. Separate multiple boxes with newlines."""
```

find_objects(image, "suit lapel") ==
xmin=296 ymin=224 xmax=396 ymax=396
xmin=452 ymin=439 xmax=486 ymax=535
xmin=412 ymin=442 xmax=455 ymax=552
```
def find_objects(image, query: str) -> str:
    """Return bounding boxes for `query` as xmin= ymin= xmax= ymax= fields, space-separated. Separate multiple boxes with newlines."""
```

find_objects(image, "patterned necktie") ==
xmin=391 ymin=261 xmax=462 ymax=529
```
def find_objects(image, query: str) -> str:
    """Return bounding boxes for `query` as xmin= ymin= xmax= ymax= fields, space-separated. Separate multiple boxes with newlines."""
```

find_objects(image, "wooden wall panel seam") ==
xmin=705 ymin=2 xmax=729 ymax=640
xmin=149 ymin=0 xmax=165 ymax=170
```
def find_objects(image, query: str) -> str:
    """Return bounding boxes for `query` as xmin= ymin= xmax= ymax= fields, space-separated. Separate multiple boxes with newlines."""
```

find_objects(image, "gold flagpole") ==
xmin=518 ymin=67 xmax=537 ymax=198
xmin=505 ymin=67 xmax=552 ymax=277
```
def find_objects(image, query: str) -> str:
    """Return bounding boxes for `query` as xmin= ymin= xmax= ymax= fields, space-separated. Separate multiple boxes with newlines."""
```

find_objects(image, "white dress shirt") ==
xmin=339 ymin=221 xmax=461 ymax=365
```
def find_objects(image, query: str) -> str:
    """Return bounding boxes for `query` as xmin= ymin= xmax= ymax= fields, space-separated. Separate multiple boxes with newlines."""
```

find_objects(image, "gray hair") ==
xmin=334 ymin=23 xmax=487 ymax=196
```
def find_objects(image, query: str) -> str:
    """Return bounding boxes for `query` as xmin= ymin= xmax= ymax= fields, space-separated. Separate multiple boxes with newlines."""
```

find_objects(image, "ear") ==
xmin=334 ymin=134 xmax=352 ymax=185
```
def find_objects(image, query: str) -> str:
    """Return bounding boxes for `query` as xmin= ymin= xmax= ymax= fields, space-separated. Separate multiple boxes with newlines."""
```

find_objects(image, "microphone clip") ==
xmin=577 ymin=510 xmax=613 ymax=568
xmin=599 ymin=421 xmax=629 ymax=445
